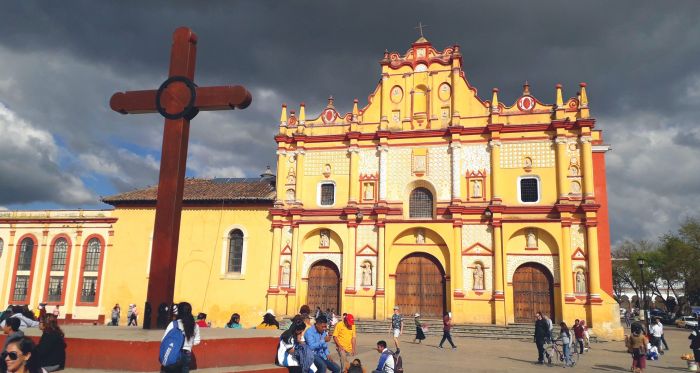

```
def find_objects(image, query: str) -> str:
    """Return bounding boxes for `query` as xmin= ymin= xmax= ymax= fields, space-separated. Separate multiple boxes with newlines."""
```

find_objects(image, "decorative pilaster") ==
xmin=348 ymin=146 xmax=360 ymax=204
xmin=294 ymin=147 xmax=306 ymax=205
xmin=275 ymin=149 xmax=287 ymax=203
xmin=268 ymin=225 xmax=282 ymax=292
xmin=450 ymin=141 xmax=462 ymax=201
xmin=488 ymin=139 xmax=502 ymax=203
xmin=560 ymin=223 xmax=574 ymax=301
xmin=344 ymin=222 xmax=357 ymax=293
xmin=289 ymin=224 xmax=300 ymax=290
xmin=378 ymin=145 xmax=389 ymax=202
xmin=452 ymin=223 xmax=463 ymax=297
xmin=492 ymin=221 xmax=504 ymax=299
xmin=555 ymin=136 xmax=569 ymax=199
xmin=580 ymin=135 xmax=595 ymax=201
xmin=585 ymin=219 xmax=602 ymax=303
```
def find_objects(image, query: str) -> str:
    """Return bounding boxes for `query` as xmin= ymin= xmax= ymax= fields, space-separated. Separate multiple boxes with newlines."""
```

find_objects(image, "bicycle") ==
xmin=544 ymin=338 xmax=580 ymax=367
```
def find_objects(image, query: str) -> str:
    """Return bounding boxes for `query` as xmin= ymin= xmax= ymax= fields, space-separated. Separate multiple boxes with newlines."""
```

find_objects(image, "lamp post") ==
xmin=637 ymin=258 xmax=648 ymax=332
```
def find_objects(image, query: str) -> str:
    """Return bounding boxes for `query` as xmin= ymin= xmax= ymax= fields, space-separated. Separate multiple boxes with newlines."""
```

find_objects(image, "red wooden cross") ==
xmin=110 ymin=27 xmax=251 ymax=329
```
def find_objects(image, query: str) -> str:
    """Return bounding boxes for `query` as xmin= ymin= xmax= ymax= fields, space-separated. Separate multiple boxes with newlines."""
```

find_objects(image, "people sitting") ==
xmin=2 ymin=317 xmax=24 ymax=352
xmin=195 ymin=313 xmax=209 ymax=328
xmin=256 ymin=310 xmax=280 ymax=330
xmin=276 ymin=317 xmax=317 ymax=372
xmin=35 ymin=315 xmax=66 ymax=372
xmin=3 ymin=336 xmax=45 ymax=373
xmin=348 ymin=359 xmax=365 ymax=373
xmin=225 ymin=313 xmax=242 ymax=329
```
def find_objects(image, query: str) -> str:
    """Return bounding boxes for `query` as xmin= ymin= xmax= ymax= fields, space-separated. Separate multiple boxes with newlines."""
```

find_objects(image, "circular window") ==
xmin=390 ymin=86 xmax=403 ymax=104
xmin=438 ymin=83 xmax=451 ymax=101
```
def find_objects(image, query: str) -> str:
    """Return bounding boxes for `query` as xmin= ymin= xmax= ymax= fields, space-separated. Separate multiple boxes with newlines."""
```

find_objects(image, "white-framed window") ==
xmin=220 ymin=225 xmax=249 ymax=279
xmin=317 ymin=181 xmax=336 ymax=207
xmin=518 ymin=176 xmax=540 ymax=203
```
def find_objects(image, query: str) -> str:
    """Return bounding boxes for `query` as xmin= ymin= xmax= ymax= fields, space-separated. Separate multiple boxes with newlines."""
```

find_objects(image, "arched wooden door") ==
xmin=395 ymin=253 xmax=445 ymax=318
xmin=513 ymin=263 xmax=554 ymax=323
xmin=307 ymin=260 xmax=340 ymax=312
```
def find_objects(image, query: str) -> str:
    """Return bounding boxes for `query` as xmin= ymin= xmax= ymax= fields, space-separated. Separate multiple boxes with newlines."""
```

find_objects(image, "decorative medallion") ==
xmin=322 ymin=163 xmax=332 ymax=178
xmin=438 ymin=83 xmax=451 ymax=101
xmin=415 ymin=63 xmax=428 ymax=72
xmin=516 ymin=95 xmax=536 ymax=112
xmin=390 ymin=86 xmax=403 ymax=104
xmin=416 ymin=48 xmax=426 ymax=58
xmin=321 ymin=108 xmax=338 ymax=124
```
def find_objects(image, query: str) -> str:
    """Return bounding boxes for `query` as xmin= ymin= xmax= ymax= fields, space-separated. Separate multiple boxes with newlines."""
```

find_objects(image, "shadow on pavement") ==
xmin=498 ymin=356 xmax=540 ymax=365
xmin=590 ymin=364 xmax=631 ymax=371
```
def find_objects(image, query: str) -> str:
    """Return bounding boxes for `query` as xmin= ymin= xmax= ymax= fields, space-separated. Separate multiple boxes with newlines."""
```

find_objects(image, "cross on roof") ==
xmin=415 ymin=22 xmax=428 ymax=38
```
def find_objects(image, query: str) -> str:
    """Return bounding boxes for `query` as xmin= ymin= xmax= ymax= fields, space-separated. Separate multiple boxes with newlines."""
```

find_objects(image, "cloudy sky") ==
xmin=1 ymin=0 xmax=699 ymax=245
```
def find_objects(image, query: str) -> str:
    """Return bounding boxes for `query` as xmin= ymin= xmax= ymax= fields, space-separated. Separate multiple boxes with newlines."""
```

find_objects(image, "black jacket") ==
xmin=534 ymin=319 xmax=549 ymax=341
xmin=35 ymin=331 xmax=66 ymax=368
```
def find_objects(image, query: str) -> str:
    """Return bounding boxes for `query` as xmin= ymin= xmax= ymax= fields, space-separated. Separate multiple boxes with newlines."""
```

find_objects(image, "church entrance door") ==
xmin=395 ymin=253 xmax=445 ymax=318
xmin=513 ymin=263 xmax=554 ymax=323
xmin=307 ymin=260 xmax=340 ymax=313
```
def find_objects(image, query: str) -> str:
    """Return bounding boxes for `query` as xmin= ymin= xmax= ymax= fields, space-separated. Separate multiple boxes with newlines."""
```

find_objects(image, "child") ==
xmin=347 ymin=358 xmax=365 ymax=373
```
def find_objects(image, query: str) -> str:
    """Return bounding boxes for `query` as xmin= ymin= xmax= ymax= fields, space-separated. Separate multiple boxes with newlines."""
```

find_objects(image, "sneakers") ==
xmin=438 ymin=345 xmax=444 ymax=349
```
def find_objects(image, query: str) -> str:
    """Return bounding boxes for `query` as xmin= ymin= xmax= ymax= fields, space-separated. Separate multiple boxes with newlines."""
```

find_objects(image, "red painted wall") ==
xmin=593 ymin=149 xmax=614 ymax=298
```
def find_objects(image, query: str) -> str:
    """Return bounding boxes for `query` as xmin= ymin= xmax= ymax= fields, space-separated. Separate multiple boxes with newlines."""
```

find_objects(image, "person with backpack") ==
xmin=372 ymin=340 xmax=397 ymax=373
xmin=276 ymin=318 xmax=317 ymax=373
xmin=160 ymin=302 xmax=200 ymax=373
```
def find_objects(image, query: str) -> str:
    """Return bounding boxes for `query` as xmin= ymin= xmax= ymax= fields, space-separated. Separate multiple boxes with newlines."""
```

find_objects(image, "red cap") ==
xmin=345 ymin=314 xmax=355 ymax=326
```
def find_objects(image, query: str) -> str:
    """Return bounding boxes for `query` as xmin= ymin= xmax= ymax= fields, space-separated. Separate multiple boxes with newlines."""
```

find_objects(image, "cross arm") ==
xmin=110 ymin=85 xmax=251 ymax=115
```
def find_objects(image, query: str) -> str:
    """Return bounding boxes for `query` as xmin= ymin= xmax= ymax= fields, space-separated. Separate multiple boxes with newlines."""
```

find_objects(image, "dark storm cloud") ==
xmin=1 ymin=0 xmax=699 ymax=243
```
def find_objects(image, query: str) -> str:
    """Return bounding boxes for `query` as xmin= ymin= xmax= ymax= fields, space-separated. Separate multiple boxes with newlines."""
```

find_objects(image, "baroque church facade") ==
xmin=0 ymin=37 xmax=623 ymax=339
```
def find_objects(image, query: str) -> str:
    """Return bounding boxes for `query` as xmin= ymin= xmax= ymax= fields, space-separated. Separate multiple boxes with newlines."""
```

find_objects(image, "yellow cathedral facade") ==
xmin=0 ymin=37 xmax=623 ymax=339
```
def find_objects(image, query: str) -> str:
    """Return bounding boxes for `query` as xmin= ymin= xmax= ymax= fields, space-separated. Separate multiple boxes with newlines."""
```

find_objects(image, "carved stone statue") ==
xmin=473 ymin=263 xmax=484 ymax=290
xmin=575 ymin=270 xmax=586 ymax=293
xmin=286 ymin=188 xmax=295 ymax=201
xmin=416 ymin=229 xmax=425 ymax=244
xmin=364 ymin=182 xmax=374 ymax=200
xmin=320 ymin=230 xmax=330 ymax=247
xmin=473 ymin=180 xmax=481 ymax=198
xmin=281 ymin=262 xmax=291 ymax=286
xmin=286 ymin=168 xmax=296 ymax=185
xmin=526 ymin=229 xmax=537 ymax=248
xmin=361 ymin=262 xmax=372 ymax=286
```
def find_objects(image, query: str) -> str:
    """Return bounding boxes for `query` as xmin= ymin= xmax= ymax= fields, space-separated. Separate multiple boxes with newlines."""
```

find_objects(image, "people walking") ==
xmin=649 ymin=317 xmax=663 ymax=355
xmin=626 ymin=322 xmax=647 ymax=373
xmin=689 ymin=324 xmax=700 ymax=365
xmin=533 ymin=312 xmax=549 ymax=364
xmin=35 ymin=314 xmax=66 ymax=372
xmin=111 ymin=304 xmax=120 ymax=326
xmin=413 ymin=313 xmax=425 ymax=344
xmin=160 ymin=302 xmax=201 ymax=373
xmin=581 ymin=320 xmax=591 ymax=351
xmin=624 ymin=310 xmax=631 ymax=327
xmin=438 ymin=311 xmax=456 ymax=349
xmin=332 ymin=313 xmax=356 ymax=372
xmin=559 ymin=322 xmax=575 ymax=367
xmin=389 ymin=306 xmax=403 ymax=354
xmin=128 ymin=304 xmax=138 ymax=326
xmin=304 ymin=314 xmax=340 ymax=373
xmin=572 ymin=319 xmax=585 ymax=354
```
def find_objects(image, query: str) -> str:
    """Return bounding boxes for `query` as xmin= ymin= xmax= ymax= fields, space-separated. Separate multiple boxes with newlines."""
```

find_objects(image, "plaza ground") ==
xmin=67 ymin=326 xmax=694 ymax=372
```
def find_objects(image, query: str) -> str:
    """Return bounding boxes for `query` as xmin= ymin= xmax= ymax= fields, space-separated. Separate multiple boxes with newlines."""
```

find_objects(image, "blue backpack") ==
xmin=159 ymin=320 xmax=185 ymax=367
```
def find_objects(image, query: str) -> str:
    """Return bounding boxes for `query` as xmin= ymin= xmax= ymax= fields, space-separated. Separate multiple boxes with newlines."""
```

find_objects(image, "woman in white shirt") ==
xmin=276 ymin=318 xmax=316 ymax=373
xmin=161 ymin=302 xmax=201 ymax=373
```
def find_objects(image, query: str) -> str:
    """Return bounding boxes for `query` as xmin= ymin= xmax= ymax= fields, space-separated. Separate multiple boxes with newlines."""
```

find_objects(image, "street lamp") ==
xmin=637 ymin=258 xmax=648 ymax=331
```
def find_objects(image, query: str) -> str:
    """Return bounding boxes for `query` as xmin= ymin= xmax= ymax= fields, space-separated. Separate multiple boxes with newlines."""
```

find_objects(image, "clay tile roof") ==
xmin=102 ymin=178 xmax=276 ymax=206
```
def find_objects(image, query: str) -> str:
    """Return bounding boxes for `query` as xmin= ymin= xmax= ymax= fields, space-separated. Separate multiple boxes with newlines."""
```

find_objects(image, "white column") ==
xmin=450 ymin=141 xmax=462 ymax=200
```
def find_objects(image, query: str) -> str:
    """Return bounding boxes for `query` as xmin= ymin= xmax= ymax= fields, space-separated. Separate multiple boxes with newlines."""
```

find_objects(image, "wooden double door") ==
xmin=513 ymin=263 xmax=554 ymax=323
xmin=307 ymin=260 xmax=340 ymax=312
xmin=395 ymin=253 xmax=445 ymax=318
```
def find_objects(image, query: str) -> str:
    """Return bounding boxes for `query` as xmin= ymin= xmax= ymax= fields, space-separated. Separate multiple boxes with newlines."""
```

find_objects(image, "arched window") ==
xmin=12 ymin=236 xmax=36 ymax=303
xmin=77 ymin=236 xmax=105 ymax=305
xmin=227 ymin=229 xmax=244 ymax=273
xmin=46 ymin=237 xmax=71 ymax=304
xmin=409 ymin=187 xmax=433 ymax=218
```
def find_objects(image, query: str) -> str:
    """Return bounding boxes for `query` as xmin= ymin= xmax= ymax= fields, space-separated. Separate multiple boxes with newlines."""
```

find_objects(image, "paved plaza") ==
xmin=65 ymin=325 xmax=695 ymax=372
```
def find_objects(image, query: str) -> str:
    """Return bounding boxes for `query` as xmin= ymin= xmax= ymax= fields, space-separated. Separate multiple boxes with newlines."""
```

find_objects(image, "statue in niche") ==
xmin=323 ymin=164 xmax=332 ymax=177
xmin=361 ymin=262 xmax=373 ymax=286
xmin=472 ymin=180 xmax=482 ymax=198
xmin=416 ymin=229 xmax=425 ymax=244
xmin=473 ymin=263 xmax=484 ymax=290
xmin=575 ymin=269 xmax=586 ymax=293
xmin=364 ymin=182 xmax=374 ymax=200
xmin=286 ymin=188 xmax=295 ymax=201
xmin=320 ymin=230 xmax=330 ymax=247
xmin=526 ymin=229 xmax=537 ymax=248
xmin=571 ymin=181 xmax=581 ymax=194
xmin=569 ymin=166 xmax=579 ymax=176
xmin=524 ymin=157 xmax=533 ymax=168
xmin=281 ymin=262 xmax=291 ymax=286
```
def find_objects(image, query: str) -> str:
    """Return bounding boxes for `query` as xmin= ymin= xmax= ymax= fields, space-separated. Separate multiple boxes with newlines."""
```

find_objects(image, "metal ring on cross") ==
xmin=155 ymin=76 xmax=198 ymax=120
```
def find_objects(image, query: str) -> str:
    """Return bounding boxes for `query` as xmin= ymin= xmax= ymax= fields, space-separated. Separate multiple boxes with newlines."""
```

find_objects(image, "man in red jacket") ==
xmin=572 ymin=319 xmax=585 ymax=354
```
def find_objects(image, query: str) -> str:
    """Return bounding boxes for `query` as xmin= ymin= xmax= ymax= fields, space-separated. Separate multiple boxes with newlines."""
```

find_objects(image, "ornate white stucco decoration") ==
xmin=359 ymin=148 xmax=379 ymax=175
xmin=426 ymin=146 xmax=451 ymax=200
xmin=386 ymin=147 xmax=412 ymax=200
xmin=506 ymin=254 xmax=560 ymax=284
xmin=462 ymin=224 xmax=493 ymax=250
xmin=304 ymin=150 xmax=349 ymax=176
xmin=570 ymin=224 xmax=586 ymax=252
xmin=463 ymin=256 xmax=493 ymax=292
xmin=303 ymin=253 xmax=342 ymax=277
xmin=500 ymin=141 xmax=555 ymax=169
xmin=461 ymin=144 xmax=491 ymax=175
xmin=355 ymin=257 xmax=377 ymax=289
xmin=357 ymin=225 xmax=378 ymax=250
